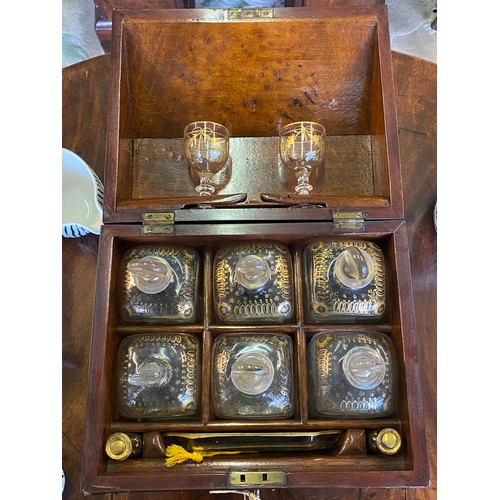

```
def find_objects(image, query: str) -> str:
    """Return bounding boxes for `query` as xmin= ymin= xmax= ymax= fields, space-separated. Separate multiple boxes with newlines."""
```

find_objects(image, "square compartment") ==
xmin=117 ymin=332 xmax=201 ymax=419
xmin=212 ymin=332 xmax=295 ymax=419
xmin=302 ymin=239 xmax=387 ymax=323
xmin=213 ymin=241 xmax=294 ymax=325
xmin=119 ymin=244 xmax=202 ymax=324
xmin=307 ymin=330 xmax=397 ymax=418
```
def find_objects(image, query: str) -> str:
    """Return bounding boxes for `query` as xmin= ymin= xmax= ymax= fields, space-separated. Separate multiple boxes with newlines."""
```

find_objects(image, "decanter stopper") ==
xmin=233 ymin=255 xmax=272 ymax=291
xmin=127 ymin=256 xmax=174 ymax=294
xmin=334 ymin=246 xmax=375 ymax=290
xmin=342 ymin=346 xmax=386 ymax=390
xmin=230 ymin=349 xmax=275 ymax=395
xmin=128 ymin=357 xmax=173 ymax=388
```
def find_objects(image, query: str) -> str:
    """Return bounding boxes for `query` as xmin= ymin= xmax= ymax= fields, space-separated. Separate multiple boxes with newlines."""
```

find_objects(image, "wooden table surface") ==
xmin=62 ymin=51 xmax=436 ymax=499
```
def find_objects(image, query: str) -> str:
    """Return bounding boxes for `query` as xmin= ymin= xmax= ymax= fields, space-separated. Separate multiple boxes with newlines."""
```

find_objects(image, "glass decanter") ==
xmin=303 ymin=239 xmax=386 ymax=323
xmin=119 ymin=245 xmax=201 ymax=324
xmin=213 ymin=241 xmax=294 ymax=324
xmin=307 ymin=331 xmax=397 ymax=418
xmin=212 ymin=333 xmax=294 ymax=419
xmin=117 ymin=333 xmax=200 ymax=419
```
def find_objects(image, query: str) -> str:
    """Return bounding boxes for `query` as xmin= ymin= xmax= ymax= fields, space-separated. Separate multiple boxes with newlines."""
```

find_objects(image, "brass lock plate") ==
xmin=228 ymin=471 xmax=286 ymax=487
xmin=228 ymin=8 xmax=274 ymax=19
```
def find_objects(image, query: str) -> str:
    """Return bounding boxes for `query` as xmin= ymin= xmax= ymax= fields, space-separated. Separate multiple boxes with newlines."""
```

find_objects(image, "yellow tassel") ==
xmin=165 ymin=444 xmax=241 ymax=467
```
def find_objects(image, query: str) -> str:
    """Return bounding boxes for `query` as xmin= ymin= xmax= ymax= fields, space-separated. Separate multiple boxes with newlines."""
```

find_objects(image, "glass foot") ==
xmin=196 ymin=177 xmax=215 ymax=196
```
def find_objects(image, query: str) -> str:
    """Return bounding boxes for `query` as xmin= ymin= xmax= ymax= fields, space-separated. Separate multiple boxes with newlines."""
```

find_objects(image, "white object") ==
xmin=62 ymin=0 xmax=104 ymax=68
xmin=62 ymin=148 xmax=104 ymax=237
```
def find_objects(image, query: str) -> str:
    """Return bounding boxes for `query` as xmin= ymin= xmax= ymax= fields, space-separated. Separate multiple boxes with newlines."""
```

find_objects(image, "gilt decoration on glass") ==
xmin=303 ymin=239 xmax=386 ymax=323
xmin=212 ymin=333 xmax=294 ymax=419
xmin=183 ymin=121 xmax=229 ymax=196
xmin=213 ymin=241 xmax=294 ymax=324
xmin=308 ymin=331 xmax=397 ymax=419
xmin=120 ymin=245 xmax=201 ymax=324
xmin=279 ymin=121 xmax=326 ymax=196
xmin=117 ymin=333 xmax=200 ymax=420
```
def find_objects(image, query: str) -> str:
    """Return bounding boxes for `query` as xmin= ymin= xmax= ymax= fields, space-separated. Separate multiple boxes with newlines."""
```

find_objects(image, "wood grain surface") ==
xmin=62 ymin=50 xmax=436 ymax=499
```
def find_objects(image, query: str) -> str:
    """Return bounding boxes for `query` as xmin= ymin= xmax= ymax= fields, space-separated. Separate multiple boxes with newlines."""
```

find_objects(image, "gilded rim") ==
xmin=280 ymin=121 xmax=326 ymax=135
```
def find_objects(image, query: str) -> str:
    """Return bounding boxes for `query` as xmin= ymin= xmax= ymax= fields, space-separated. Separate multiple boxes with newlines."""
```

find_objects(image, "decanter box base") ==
xmin=81 ymin=4 xmax=429 ymax=493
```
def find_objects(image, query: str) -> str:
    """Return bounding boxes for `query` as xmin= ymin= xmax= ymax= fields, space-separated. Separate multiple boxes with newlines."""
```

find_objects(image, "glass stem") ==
xmin=295 ymin=172 xmax=313 ymax=195
xmin=196 ymin=175 xmax=215 ymax=196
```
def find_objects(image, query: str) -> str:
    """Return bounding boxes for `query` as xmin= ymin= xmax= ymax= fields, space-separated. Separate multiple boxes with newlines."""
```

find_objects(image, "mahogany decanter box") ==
xmin=81 ymin=4 xmax=429 ymax=493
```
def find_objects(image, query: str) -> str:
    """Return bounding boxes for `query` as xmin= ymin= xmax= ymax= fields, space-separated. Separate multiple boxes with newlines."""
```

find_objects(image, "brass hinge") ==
xmin=228 ymin=471 xmax=286 ymax=487
xmin=228 ymin=8 xmax=274 ymax=19
xmin=142 ymin=212 xmax=175 ymax=235
xmin=332 ymin=211 xmax=365 ymax=231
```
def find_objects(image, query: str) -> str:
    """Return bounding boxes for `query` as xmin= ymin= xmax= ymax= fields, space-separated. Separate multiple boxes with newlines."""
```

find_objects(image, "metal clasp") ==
xmin=228 ymin=8 xmax=274 ymax=19
xmin=332 ymin=211 xmax=365 ymax=231
xmin=142 ymin=212 xmax=175 ymax=235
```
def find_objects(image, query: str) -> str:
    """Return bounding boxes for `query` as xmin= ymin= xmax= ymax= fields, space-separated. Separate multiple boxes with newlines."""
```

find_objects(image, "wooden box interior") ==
xmin=82 ymin=6 xmax=427 ymax=493
xmin=104 ymin=7 xmax=402 ymax=223
xmin=82 ymin=221 xmax=428 ymax=491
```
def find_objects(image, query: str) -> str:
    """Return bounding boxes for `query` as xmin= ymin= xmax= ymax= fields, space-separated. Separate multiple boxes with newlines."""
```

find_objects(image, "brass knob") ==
xmin=369 ymin=428 xmax=402 ymax=455
xmin=105 ymin=432 xmax=142 ymax=461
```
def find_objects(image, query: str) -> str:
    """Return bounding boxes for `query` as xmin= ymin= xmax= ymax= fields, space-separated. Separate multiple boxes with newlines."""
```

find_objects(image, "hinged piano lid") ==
xmin=103 ymin=5 xmax=403 ymax=224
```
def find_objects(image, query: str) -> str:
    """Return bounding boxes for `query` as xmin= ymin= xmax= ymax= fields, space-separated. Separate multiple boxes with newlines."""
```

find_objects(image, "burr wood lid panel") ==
xmin=104 ymin=7 xmax=401 ymax=222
